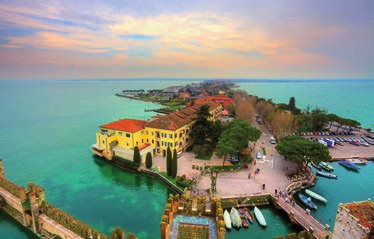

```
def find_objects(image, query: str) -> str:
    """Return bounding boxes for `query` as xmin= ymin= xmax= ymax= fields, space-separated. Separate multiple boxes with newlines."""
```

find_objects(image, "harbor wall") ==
xmin=39 ymin=214 xmax=82 ymax=239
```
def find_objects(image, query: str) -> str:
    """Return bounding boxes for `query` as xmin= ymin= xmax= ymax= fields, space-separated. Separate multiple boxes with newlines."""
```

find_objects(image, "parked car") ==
xmin=256 ymin=152 xmax=262 ymax=159
xmin=186 ymin=146 xmax=193 ymax=152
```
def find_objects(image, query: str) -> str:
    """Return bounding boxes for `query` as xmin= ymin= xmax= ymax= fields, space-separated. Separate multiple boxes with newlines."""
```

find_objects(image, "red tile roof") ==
xmin=146 ymin=101 xmax=221 ymax=131
xmin=186 ymin=95 xmax=233 ymax=107
xmin=344 ymin=201 xmax=374 ymax=229
xmin=100 ymin=119 xmax=147 ymax=132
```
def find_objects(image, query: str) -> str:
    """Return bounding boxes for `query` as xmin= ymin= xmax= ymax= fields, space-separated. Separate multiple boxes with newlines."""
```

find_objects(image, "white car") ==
xmin=256 ymin=152 xmax=262 ymax=159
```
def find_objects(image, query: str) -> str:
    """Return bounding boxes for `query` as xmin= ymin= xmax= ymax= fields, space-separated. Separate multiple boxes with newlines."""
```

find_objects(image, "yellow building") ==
xmin=92 ymin=102 xmax=222 ymax=161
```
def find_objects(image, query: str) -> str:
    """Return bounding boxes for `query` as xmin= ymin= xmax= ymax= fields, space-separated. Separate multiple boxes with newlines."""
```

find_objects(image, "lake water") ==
xmin=0 ymin=79 xmax=373 ymax=238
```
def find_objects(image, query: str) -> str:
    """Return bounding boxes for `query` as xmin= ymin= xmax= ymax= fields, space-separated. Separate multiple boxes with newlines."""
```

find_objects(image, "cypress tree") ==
xmin=166 ymin=146 xmax=172 ymax=176
xmin=172 ymin=149 xmax=178 ymax=178
xmin=145 ymin=152 xmax=152 ymax=169
xmin=133 ymin=146 xmax=141 ymax=166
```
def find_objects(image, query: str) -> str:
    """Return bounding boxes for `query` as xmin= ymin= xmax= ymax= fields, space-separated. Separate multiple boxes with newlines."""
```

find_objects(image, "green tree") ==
xmin=166 ymin=147 xmax=172 ymax=176
xmin=311 ymin=114 xmax=329 ymax=132
xmin=216 ymin=119 xmax=262 ymax=166
xmin=276 ymin=136 xmax=331 ymax=175
xmin=145 ymin=152 xmax=152 ymax=169
xmin=210 ymin=119 xmax=223 ymax=147
xmin=189 ymin=104 xmax=213 ymax=146
xmin=172 ymin=149 xmax=178 ymax=178
xmin=133 ymin=146 xmax=141 ymax=164
xmin=287 ymin=97 xmax=296 ymax=112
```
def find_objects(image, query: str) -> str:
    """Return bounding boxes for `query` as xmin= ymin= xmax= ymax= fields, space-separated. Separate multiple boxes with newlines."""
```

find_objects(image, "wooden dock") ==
xmin=273 ymin=195 xmax=332 ymax=239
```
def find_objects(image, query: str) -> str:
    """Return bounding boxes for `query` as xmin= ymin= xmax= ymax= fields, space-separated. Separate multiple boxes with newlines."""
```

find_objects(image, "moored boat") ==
xmin=239 ymin=209 xmax=249 ymax=227
xmin=223 ymin=210 xmax=232 ymax=229
xmin=346 ymin=158 xmax=367 ymax=165
xmin=298 ymin=193 xmax=318 ymax=210
xmin=230 ymin=207 xmax=242 ymax=228
xmin=254 ymin=206 xmax=267 ymax=227
xmin=316 ymin=171 xmax=337 ymax=179
xmin=305 ymin=189 xmax=328 ymax=203
xmin=339 ymin=160 xmax=360 ymax=171
xmin=244 ymin=207 xmax=254 ymax=223
xmin=319 ymin=162 xmax=334 ymax=171
xmin=310 ymin=161 xmax=321 ymax=170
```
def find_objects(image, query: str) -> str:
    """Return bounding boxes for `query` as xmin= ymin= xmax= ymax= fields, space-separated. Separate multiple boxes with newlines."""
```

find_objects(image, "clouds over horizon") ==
xmin=0 ymin=0 xmax=373 ymax=79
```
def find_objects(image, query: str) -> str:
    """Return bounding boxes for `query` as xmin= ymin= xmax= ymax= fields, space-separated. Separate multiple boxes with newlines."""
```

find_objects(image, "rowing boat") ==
xmin=223 ymin=210 xmax=232 ymax=229
xmin=319 ymin=162 xmax=334 ymax=171
xmin=230 ymin=207 xmax=242 ymax=228
xmin=244 ymin=207 xmax=254 ymax=223
xmin=305 ymin=189 xmax=328 ymax=203
xmin=311 ymin=161 xmax=321 ymax=170
xmin=316 ymin=171 xmax=337 ymax=179
xmin=254 ymin=206 xmax=267 ymax=227
xmin=239 ymin=209 xmax=249 ymax=227
xmin=298 ymin=193 xmax=317 ymax=210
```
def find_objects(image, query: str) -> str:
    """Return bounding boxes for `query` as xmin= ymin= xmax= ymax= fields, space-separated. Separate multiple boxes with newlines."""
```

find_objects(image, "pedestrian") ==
xmin=275 ymin=189 xmax=278 ymax=195
xmin=254 ymin=159 xmax=256 ymax=165
xmin=262 ymin=184 xmax=265 ymax=190
xmin=248 ymin=173 xmax=251 ymax=179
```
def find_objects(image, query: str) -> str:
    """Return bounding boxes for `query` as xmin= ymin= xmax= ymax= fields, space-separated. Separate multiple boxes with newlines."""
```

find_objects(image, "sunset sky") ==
xmin=0 ymin=0 xmax=373 ymax=79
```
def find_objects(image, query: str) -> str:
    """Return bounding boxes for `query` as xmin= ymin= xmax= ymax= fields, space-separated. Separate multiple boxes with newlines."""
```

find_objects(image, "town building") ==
xmin=332 ymin=199 xmax=373 ymax=239
xmin=92 ymin=101 xmax=222 ymax=161
xmin=186 ymin=95 xmax=233 ymax=108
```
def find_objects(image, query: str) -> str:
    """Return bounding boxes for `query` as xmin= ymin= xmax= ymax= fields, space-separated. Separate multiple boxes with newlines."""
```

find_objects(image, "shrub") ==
xmin=167 ymin=147 xmax=172 ymax=176
xmin=133 ymin=146 xmax=141 ymax=164
xmin=145 ymin=152 xmax=152 ymax=169
xmin=172 ymin=149 xmax=178 ymax=178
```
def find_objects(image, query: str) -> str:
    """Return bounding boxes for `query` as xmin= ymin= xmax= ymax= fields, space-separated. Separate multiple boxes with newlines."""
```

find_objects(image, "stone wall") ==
xmin=39 ymin=214 xmax=83 ymax=239
xmin=0 ymin=187 xmax=24 ymax=214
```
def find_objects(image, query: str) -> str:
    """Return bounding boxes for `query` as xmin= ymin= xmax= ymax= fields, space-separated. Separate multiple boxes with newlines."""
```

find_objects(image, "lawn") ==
xmin=195 ymin=149 xmax=213 ymax=160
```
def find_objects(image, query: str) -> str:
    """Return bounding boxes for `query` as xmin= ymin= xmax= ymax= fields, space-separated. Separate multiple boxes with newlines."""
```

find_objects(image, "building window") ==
xmin=175 ymin=133 xmax=177 ymax=138
xmin=141 ymin=131 xmax=144 ymax=135
xmin=126 ymin=143 xmax=129 ymax=146
xmin=174 ymin=142 xmax=178 ymax=147
xmin=136 ymin=141 xmax=138 ymax=146
xmin=168 ymin=142 xmax=173 ymax=148
xmin=147 ymin=139 xmax=149 ymax=143
xmin=162 ymin=141 xmax=166 ymax=146
xmin=152 ymin=140 xmax=154 ymax=144
xmin=118 ymin=132 xmax=123 ymax=136
xmin=126 ymin=133 xmax=131 ymax=138
xmin=102 ymin=140 xmax=105 ymax=144
xmin=169 ymin=134 xmax=173 ymax=139
xmin=142 ymin=139 xmax=144 ymax=143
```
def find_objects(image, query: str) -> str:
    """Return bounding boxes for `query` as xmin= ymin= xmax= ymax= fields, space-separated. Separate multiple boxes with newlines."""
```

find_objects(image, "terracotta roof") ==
xmin=146 ymin=101 xmax=221 ymax=131
xmin=344 ymin=201 xmax=374 ymax=229
xmin=186 ymin=95 xmax=233 ymax=107
xmin=100 ymin=119 xmax=147 ymax=132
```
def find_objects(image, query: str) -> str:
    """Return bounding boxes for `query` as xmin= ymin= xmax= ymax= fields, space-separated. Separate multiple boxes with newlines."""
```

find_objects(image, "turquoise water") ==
xmin=237 ymin=79 xmax=374 ymax=131
xmin=0 ymin=79 xmax=373 ymax=238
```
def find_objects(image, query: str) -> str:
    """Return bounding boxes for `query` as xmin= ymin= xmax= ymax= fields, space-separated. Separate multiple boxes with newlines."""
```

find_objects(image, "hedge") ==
xmin=204 ymin=163 xmax=241 ymax=172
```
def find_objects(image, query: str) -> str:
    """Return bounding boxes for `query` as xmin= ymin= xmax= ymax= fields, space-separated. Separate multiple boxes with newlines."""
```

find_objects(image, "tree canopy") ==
xmin=189 ymin=104 xmax=223 ymax=148
xmin=276 ymin=136 xmax=331 ymax=175
xmin=216 ymin=119 xmax=262 ymax=166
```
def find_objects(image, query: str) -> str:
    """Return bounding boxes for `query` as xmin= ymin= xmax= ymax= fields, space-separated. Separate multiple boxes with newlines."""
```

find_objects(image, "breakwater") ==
xmin=0 ymin=159 xmax=137 ymax=239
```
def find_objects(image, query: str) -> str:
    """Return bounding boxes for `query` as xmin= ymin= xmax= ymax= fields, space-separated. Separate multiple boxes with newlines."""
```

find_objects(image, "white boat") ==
xmin=254 ymin=206 xmax=267 ymax=227
xmin=223 ymin=210 xmax=232 ymax=229
xmin=230 ymin=207 xmax=242 ymax=228
xmin=305 ymin=189 xmax=328 ymax=203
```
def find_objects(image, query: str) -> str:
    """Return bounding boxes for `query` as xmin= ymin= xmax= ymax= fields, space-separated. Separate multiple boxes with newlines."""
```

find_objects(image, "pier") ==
xmin=273 ymin=195 xmax=332 ymax=239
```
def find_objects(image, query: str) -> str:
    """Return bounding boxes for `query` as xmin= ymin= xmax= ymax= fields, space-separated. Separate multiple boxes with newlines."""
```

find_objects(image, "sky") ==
xmin=0 ymin=0 xmax=373 ymax=80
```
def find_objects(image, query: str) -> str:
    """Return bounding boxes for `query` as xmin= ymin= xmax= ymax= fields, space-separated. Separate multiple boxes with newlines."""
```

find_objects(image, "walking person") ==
xmin=262 ymin=184 xmax=265 ymax=190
